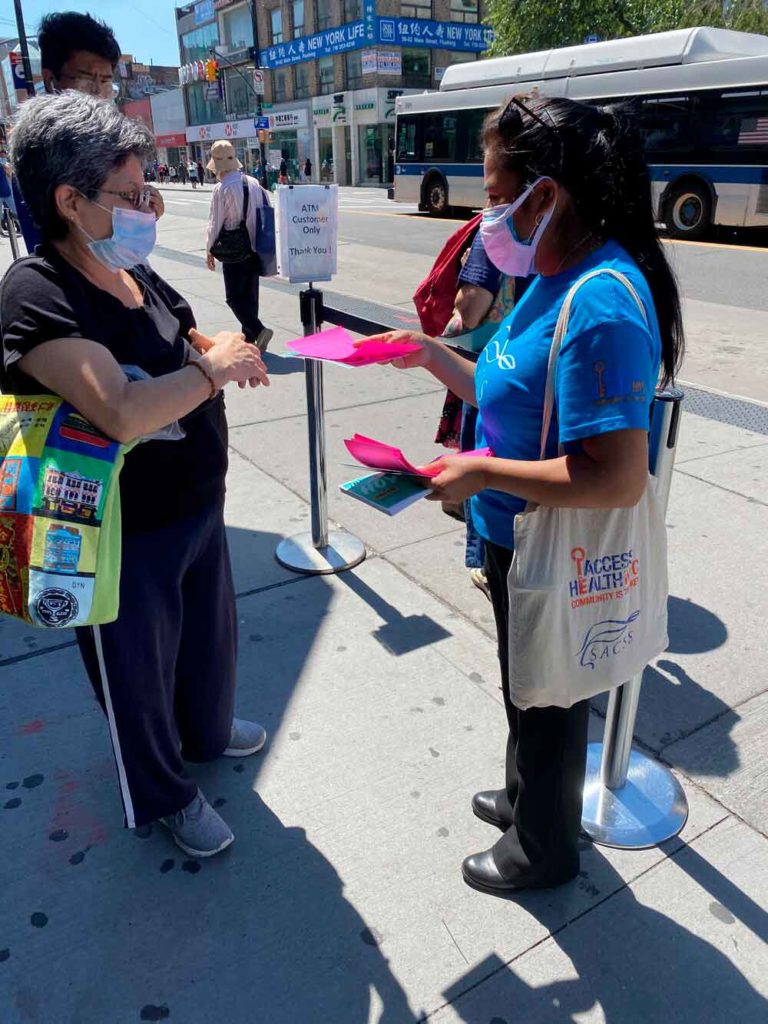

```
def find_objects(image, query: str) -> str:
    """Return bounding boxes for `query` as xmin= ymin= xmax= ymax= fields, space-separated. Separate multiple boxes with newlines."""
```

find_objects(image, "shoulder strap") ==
xmin=240 ymin=177 xmax=249 ymax=224
xmin=538 ymin=268 xmax=649 ymax=460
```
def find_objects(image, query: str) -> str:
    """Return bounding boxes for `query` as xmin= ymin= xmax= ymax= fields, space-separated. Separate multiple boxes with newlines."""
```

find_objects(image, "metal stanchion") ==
xmin=581 ymin=388 xmax=688 ymax=849
xmin=4 ymin=203 xmax=21 ymax=262
xmin=275 ymin=285 xmax=366 ymax=575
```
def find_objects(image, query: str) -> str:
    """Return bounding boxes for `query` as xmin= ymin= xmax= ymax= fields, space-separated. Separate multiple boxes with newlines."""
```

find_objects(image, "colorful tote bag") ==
xmin=0 ymin=395 xmax=126 ymax=628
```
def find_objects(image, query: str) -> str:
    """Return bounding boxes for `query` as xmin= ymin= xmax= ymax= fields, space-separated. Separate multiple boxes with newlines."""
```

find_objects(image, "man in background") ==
xmin=11 ymin=11 xmax=163 ymax=252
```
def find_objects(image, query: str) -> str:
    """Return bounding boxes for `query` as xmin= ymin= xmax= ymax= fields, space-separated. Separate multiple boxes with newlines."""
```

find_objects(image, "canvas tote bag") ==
xmin=507 ymin=269 xmax=669 ymax=709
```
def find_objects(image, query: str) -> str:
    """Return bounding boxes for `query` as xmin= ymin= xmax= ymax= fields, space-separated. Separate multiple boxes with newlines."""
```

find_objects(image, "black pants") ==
xmin=484 ymin=540 xmax=590 ymax=885
xmin=222 ymin=255 xmax=264 ymax=343
xmin=76 ymin=502 xmax=237 ymax=828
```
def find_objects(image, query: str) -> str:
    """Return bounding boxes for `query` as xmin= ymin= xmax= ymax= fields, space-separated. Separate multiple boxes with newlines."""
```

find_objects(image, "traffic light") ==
xmin=205 ymin=58 xmax=218 ymax=83
xmin=258 ymin=129 xmax=270 ymax=145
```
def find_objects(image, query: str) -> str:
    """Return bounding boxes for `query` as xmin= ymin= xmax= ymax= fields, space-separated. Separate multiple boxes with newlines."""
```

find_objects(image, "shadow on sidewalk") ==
xmin=439 ymin=842 xmax=767 ymax=1022
xmin=0 ymin=526 xmax=418 ymax=1023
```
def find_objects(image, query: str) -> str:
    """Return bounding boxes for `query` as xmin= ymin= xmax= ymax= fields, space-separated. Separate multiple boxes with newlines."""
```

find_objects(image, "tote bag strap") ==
xmin=538 ymin=268 xmax=650 ymax=460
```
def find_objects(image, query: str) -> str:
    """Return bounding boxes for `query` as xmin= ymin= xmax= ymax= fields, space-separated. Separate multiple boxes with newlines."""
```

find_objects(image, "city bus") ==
xmin=392 ymin=27 xmax=768 ymax=239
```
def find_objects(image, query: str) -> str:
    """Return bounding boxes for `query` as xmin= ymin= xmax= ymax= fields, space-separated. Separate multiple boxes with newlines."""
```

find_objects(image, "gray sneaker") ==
xmin=255 ymin=327 xmax=273 ymax=353
xmin=159 ymin=789 xmax=234 ymax=858
xmin=223 ymin=718 xmax=267 ymax=757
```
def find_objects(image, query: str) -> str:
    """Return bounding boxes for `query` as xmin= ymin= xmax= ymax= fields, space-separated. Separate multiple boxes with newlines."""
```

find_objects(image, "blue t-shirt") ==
xmin=12 ymin=176 xmax=40 ymax=252
xmin=471 ymin=240 xmax=662 ymax=550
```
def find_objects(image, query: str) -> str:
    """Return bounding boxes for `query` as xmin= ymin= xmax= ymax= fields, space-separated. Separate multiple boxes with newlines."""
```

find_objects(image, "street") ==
xmin=157 ymin=184 xmax=768 ymax=403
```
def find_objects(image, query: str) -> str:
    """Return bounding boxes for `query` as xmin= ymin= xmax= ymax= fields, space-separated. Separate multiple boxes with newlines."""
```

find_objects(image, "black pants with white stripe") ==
xmin=76 ymin=501 xmax=237 ymax=828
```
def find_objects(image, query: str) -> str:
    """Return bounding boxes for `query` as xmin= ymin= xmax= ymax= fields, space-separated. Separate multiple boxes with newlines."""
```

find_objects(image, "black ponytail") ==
xmin=483 ymin=96 xmax=684 ymax=387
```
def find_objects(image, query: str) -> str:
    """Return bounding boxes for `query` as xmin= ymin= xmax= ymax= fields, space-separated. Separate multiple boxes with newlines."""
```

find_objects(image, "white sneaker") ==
xmin=223 ymin=718 xmax=267 ymax=757
xmin=159 ymin=789 xmax=234 ymax=858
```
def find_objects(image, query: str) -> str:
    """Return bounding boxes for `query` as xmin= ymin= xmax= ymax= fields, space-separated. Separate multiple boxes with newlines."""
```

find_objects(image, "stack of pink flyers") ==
xmin=286 ymin=327 xmax=422 ymax=366
xmin=345 ymin=434 xmax=492 ymax=479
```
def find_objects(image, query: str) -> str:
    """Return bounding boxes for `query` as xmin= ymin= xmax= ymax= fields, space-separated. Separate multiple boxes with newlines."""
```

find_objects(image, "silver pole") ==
xmin=275 ymin=286 xmax=366 ymax=576
xmin=5 ymin=204 xmax=20 ymax=262
xmin=303 ymin=289 xmax=329 ymax=548
xmin=582 ymin=389 xmax=688 ymax=848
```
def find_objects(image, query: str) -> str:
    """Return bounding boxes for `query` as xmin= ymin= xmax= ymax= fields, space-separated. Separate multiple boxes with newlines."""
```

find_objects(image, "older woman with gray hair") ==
xmin=0 ymin=92 xmax=270 ymax=858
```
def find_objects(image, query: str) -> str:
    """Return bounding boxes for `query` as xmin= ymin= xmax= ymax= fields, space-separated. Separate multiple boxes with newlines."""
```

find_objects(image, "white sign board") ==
xmin=277 ymin=185 xmax=338 ymax=284
xmin=252 ymin=68 xmax=265 ymax=95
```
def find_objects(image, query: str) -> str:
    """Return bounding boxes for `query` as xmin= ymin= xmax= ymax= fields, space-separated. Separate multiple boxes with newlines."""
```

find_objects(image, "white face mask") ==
xmin=479 ymin=176 xmax=556 ymax=278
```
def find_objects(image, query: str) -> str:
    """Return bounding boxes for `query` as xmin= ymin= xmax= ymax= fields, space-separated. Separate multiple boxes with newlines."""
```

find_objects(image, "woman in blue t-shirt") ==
xmin=364 ymin=95 xmax=684 ymax=895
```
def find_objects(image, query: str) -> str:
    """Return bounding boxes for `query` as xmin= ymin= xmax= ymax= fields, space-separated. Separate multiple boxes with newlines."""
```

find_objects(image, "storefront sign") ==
xmin=263 ymin=22 xmax=366 ymax=69
xmin=277 ymin=185 xmax=338 ymax=284
xmin=377 ymin=19 xmax=494 ymax=52
xmin=194 ymin=0 xmax=215 ymax=26
xmin=361 ymin=50 xmax=377 ymax=76
xmin=156 ymin=132 xmax=188 ymax=147
xmin=185 ymin=116 xmax=259 ymax=143
xmin=269 ymin=110 xmax=308 ymax=130
xmin=364 ymin=0 xmax=376 ymax=43
xmin=361 ymin=50 xmax=401 ymax=75
xmin=261 ymin=19 xmax=491 ymax=69
xmin=332 ymin=94 xmax=347 ymax=125
xmin=9 ymin=52 xmax=27 ymax=91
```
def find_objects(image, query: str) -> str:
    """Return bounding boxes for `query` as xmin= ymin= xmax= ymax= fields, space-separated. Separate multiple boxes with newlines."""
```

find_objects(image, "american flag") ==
xmin=737 ymin=116 xmax=768 ymax=145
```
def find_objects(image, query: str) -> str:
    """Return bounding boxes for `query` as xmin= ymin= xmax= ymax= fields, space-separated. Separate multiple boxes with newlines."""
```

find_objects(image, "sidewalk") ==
xmin=0 ymin=236 xmax=766 ymax=1023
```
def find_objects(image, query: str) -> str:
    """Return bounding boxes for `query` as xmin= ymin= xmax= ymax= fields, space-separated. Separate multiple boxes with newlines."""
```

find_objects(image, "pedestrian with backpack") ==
xmin=205 ymin=140 xmax=275 ymax=352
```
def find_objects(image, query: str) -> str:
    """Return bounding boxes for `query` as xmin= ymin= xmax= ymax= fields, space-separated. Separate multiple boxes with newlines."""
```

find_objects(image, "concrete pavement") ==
xmin=0 ymin=224 xmax=766 ymax=1023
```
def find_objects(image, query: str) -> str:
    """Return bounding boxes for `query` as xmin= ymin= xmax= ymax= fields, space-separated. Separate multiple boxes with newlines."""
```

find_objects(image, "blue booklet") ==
xmin=339 ymin=471 xmax=430 ymax=516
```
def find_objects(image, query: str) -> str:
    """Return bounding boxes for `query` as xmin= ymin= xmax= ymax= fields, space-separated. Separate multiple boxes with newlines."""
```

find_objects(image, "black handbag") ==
xmin=210 ymin=179 xmax=252 ymax=264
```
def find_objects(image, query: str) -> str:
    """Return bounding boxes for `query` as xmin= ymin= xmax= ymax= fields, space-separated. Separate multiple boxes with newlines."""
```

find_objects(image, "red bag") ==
xmin=412 ymin=213 xmax=482 ymax=336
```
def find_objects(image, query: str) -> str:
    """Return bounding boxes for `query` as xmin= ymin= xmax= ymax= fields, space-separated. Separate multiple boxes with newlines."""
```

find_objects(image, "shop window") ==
xmin=346 ymin=51 xmax=362 ymax=91
xmin=224 ymin=69 xmax=252 ymax=117
xmin=186 ymin=81 xmax=224 ymax=126
xmin=274 ymin=69 xmax=288 ymax=102
xmin=293 ymin=0 xmax=305 ymax=38
xmin=402 ymin=48 xmax=430 ymax=89
xmin=316 ymin=0 xmax=333 ymax=31
xmin=344 ymin=0 xmax=362 ymax=19
xmin=318 ymin=56 xmax=335 ymax=94
xmin=181 ymin=23 xmax=219 ymax=63
xmin=450 ymin=0 xmax=479 ymax=22
xmin=295 ymin=63 xmax=311 ymax=99
xmin=271 ymin=9 xmax=284 ymax=45
xmin=221 ymin=7 xmax=254 ymax=51
xmin=401 ymin=0 xmax=431 ymax=18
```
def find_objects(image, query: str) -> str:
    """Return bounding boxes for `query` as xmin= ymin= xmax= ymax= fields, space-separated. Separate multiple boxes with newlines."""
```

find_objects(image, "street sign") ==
xmin=254 ymin=115 xmax=270 ymax=129
xmin=252 ymin=68 xmax=265 ymax=96
xmin=277 ymin=185 xmax=339 ymax=284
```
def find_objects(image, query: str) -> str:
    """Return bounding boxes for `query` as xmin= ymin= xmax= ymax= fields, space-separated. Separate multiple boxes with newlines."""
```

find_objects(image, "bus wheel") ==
xmin=424 ymin=174 xmax=449 ymax=216
xmin=665 ymin=182 xmax=711 ymax=240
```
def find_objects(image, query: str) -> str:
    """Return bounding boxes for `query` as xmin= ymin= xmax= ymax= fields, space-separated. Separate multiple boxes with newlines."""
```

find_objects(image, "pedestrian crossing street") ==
xmin=161 ymin=185 xmax=417 ymax=216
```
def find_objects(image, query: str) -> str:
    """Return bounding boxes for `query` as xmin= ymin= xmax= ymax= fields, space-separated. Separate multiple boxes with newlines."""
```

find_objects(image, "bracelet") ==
xmin=187 ymin=358 xmax=218 ymax=400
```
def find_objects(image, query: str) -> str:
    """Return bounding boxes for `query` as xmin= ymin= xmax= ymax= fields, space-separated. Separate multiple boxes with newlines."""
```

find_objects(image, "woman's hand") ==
xmin=145 ymin=185 xmax=165 ymax=220
xmin=197 ymin=332 xmax=270 ymax=390
xmin=353 ymin=329 xmax=435 ymax=369
xmin=205 ymin=252 xmax=216 ymax=271
xmin=425 ymin=456 xmax=489 ymax=503
xmin=189 ymin=327 xmax=241 ymax=354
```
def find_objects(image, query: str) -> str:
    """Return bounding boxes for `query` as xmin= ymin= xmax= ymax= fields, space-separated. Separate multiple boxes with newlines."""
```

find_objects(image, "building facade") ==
xmin=176 ymin=0 xmax=491 ymax=185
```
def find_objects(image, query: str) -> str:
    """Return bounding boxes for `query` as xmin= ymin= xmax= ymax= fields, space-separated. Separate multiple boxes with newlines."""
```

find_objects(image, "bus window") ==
xmin=423 ymin=114 xmax=457 ymax=161
xmin=461 ymin=107 xmax=491 ymax=162
xmin=702 ymin=90 xmax=768 ymax=152
xmin=397 ymin=117 xmax=419 ymax=161
xmin=639 ymin=95 xmax=694 ymax=155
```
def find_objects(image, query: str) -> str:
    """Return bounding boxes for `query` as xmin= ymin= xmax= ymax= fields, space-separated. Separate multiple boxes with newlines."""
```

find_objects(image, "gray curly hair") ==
xmin=10 ymin=91 xmax=155 ymax=241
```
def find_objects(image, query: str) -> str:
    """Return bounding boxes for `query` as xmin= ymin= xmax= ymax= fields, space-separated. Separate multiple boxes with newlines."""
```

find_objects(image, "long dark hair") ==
xmin=483 ymin=95 xmax=684 ymax=386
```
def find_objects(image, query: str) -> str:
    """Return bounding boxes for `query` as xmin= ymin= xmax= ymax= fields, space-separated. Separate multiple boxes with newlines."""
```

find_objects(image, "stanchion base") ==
xmin=581 ymin=741 xmax=688 ymax=850
xmin=275 ymin=530 xmax=366 ymax=575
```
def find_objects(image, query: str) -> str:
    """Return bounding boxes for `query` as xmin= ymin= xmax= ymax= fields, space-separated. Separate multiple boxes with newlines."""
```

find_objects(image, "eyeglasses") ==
xmin=58 ymin=71 xmax=117 ymax=99
xmin=499 ymin=95 xmax=564 ymax=171
xmin=99 ymin=188 xmax=152 ymax=211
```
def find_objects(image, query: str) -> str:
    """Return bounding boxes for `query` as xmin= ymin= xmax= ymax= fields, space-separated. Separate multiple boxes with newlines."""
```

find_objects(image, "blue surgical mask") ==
xmin=79 ymin=201 xmax=157 ymax=271
xmin=479 ymin=177 xmax=555 ymax=278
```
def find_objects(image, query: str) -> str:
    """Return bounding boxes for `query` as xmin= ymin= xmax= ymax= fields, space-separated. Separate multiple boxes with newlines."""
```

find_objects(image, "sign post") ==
xmin=275 ymin=185 xmax=366 ymax=575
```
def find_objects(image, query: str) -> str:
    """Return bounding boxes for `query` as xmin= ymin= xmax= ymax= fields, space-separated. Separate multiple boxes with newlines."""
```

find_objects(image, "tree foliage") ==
xmin=486 ymin=0 xmax=768 ymax=57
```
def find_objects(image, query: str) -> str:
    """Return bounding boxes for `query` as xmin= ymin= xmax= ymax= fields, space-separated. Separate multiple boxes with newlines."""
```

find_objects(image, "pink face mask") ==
xmin=479 ymin=177 xmax=556 ymax=278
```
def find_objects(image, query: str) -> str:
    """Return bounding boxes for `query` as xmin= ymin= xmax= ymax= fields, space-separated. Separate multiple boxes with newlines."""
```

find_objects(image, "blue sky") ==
xmin=0 ymin=1 xmax=183 ymax=67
